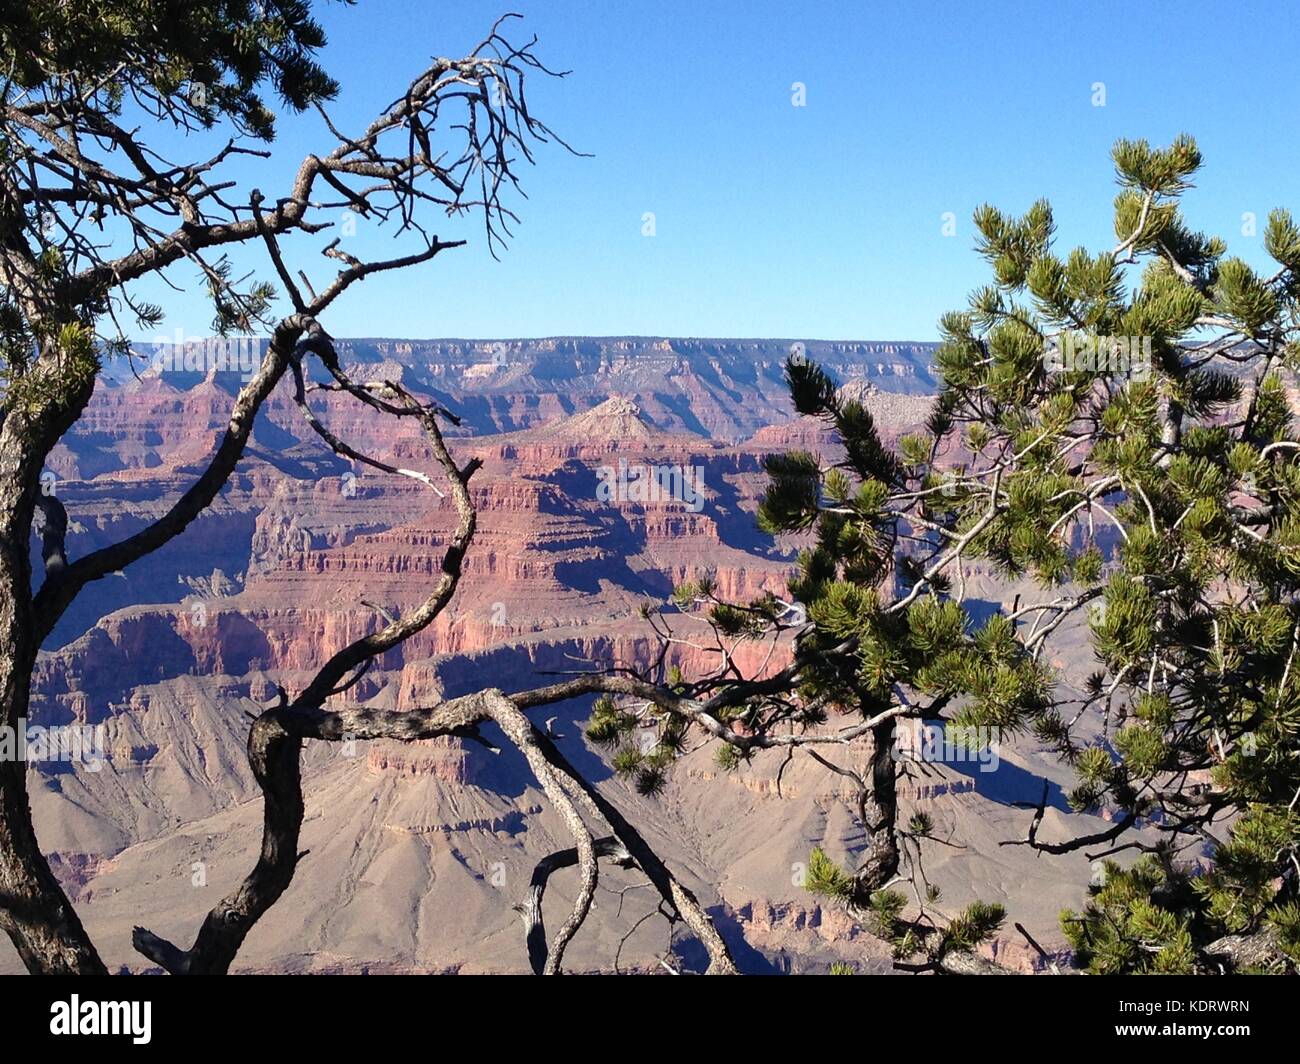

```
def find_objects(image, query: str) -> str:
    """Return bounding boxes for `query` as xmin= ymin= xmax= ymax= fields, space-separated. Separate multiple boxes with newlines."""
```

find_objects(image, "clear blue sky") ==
xmin=137 ymin=0 xmax=1300 ymax=342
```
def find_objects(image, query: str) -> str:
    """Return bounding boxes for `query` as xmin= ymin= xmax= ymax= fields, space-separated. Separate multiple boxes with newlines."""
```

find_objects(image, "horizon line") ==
xmin=128 ymin=334 xmax=944 ymax=346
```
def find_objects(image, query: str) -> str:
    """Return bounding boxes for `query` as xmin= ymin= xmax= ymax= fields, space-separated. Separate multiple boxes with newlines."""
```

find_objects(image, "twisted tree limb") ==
xmin=0 ymin=16 xmax=576 ymax=975
xmin=517 ymin=838 xmax=633 ymax=976
xmin=31 ymin=315 xmax=310 ymax=640
xmin=528 ymin=728 xmax=739 ymax=974
xmin=132 ymin=689 xmax=605 ymax=975
xmin=133 ymin=354 xmax=481 ymax=974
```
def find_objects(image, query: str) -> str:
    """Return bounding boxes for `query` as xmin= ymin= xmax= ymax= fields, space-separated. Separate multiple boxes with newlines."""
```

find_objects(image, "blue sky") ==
xmin=136 ymin=0 xmax=1300 ymax=342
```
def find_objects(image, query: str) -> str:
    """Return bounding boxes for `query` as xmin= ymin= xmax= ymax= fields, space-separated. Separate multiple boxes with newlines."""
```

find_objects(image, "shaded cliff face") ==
xmin=13 ymin=337 xmax=1102 ymax=975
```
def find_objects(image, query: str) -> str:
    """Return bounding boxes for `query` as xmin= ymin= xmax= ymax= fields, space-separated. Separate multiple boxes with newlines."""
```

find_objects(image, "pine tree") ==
xmin=589 ymin=135 xmax=1300 ymax=974
xmin=943 ymin=136 xmax=1300 ymax=973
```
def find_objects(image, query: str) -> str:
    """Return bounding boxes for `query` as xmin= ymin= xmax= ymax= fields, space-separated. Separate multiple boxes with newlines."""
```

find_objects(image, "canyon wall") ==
xmin=10 ymin=337 xmax=1103 ymax=974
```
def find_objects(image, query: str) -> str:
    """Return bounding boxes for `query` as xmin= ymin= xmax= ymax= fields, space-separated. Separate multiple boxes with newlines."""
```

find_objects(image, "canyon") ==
xmin=7 ymin=337 xmax=1110 ymax=974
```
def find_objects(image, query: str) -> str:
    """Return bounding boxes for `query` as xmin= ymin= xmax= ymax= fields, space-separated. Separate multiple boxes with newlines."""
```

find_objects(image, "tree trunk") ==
xmin=0 ymin=367 xmax=107 ymax=974
xmin=853 ymin=718 xmax=900 ymax=894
